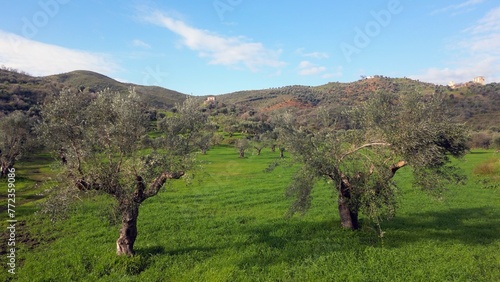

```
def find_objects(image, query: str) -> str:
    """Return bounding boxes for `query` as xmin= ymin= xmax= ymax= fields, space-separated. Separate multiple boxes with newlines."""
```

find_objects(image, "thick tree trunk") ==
xmin=239 ymin=149 xmax=245 ymax=158
xmin=334 ymin=161 xmax=406 ymax=230
xmin=338 ymin=195 xmax=359 ymax=230
xmin=337 ymin=174 xmax=359 ymax=230
xmin=115 ymin=171 xmax=185 ymax=256
xmin=77 ymin=171 xmax=184 ymax=256
xmin=279 ymin=147 xmax=285 ymax=158
xmin=116 ymin=203 xmax=139 ymax=256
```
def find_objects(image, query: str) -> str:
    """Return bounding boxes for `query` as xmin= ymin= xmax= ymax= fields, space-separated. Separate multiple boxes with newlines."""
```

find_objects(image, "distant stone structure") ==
xmin=205 ymin=95 xmax=216 ymax=104
xmin=448 ymin=76 xmax=486 ymax=89
xmin=473 ymin=76 xmax=485 ymax=85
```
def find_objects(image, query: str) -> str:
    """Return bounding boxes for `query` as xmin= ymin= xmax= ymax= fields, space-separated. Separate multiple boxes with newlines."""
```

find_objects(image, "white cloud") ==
xmin=296 ymin=48 xmax=329 ymax=59
xmin=322 ymin=66 xmax=343 ymax=79
xmin=144 ymin=11 xmax=285 ymax=71
xmin=431 ymin=0 xmax=484 ymax=15
xmin=413 ymin=7 xmax=500 ymax=84
xmin=413 ymin=66 xmax=480 ymax=85
xmin=132 ymin=39 xmax=151 ymax=49
xmin=460 ymin=7 xmax=500 ymax=58
xmin=0 ymin=30 xmax=117 ymax=76
xmin=298 ymin=60 xmax=327 ymax=76
xmin=464 ymin=6 xmax=500 ymax=34
xmin=298 ymin=61 xmax=312 ymax=68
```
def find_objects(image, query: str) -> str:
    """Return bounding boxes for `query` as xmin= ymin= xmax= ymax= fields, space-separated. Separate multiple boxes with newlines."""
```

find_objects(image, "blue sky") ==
xmin=0 ymin=0 xmax=499 ymax=95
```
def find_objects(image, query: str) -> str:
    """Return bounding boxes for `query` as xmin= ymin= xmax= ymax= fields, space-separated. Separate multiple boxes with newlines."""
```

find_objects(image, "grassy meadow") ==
xmin=1 ymin=146 xmax=499 ymax=281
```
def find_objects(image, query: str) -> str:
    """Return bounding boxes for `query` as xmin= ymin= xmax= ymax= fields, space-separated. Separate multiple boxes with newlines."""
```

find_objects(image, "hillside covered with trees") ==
xmin=0 ymin=67 xmax=188 ymax=117
xmin=217 ymin=76 xmax=500 ymax=131
xmin=1 ymin=68 xmax=499 ymax=131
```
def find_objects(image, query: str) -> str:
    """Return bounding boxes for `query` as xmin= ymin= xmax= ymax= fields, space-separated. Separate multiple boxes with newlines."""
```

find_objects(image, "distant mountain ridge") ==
xmin=0 ymin=68 xmax=499 ymax=130
xmin=0 ymin=69 xmax=189 ymax=116
xmin=216 ymin=76 xmax=500 ymax=130
xmin=45 ymin=70 xmax=189 ymax=109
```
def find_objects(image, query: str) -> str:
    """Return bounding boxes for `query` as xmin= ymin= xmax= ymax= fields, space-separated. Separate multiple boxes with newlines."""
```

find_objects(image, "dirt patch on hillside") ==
xmin=261 ymin=99 xmax=313 ymax=112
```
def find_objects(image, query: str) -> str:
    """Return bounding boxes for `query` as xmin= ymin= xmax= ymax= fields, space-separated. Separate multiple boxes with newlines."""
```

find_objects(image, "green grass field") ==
xmin=1 ymin=147 xmax=499 ymax=281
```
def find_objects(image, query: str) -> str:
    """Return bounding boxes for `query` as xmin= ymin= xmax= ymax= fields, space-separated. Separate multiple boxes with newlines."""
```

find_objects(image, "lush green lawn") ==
xmin=1 ymin=147 xmax=499 ymax=281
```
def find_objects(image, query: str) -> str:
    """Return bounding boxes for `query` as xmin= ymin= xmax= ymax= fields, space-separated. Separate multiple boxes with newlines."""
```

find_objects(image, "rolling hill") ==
xmin=45 ymin=70 xmax=189 ymax=109
xmin=217 ymin=76 xmax=500 ymax=130
xmin=0 ymin=68 xmax=189 ymax=116
xmin=1 ymin=68 xmax=499 ymax=130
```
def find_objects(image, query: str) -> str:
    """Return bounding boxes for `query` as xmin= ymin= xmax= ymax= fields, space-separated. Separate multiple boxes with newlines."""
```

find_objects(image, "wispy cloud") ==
xmin=298 ymin=61 xmax=326 ymax=76
xmin=430 ymin=0 xmax=484 ymax=15
xmin=0 ymin=30 xmax=117 ymax=76
xmin=464 ymin=6 xmax=500 ymax=34
xmin=296 ymin=48 xmax=329 ymax=59
xmin=322 ymin=66 xmax=343 ymax=79
xmin=144 ymin=11 xmax=285 ymax=71
xmin=132 ymin=39 xmax=151 ymax=49
xmin=413 ymin=7 xmax=500 ymax=84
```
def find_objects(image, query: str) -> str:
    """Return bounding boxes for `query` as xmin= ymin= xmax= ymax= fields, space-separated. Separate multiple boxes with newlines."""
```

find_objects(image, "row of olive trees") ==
xmin=234 ymin=133 xmax=284 ymax=158
xmin=1 ymin=88 xmax=470 ymax=255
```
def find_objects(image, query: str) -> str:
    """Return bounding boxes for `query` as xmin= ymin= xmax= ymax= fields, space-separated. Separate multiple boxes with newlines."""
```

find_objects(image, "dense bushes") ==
xmin=469 ymin=131 xmax=500 ymax=149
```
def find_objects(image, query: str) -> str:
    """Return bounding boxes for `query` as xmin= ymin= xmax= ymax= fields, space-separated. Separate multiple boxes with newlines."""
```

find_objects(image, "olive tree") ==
xmin=192 ymin=122 xmax=216 ymax=155
xmin=278 ymin=92 xmax=469 ymax=230
xmin=0 ymin=111 xmax=34 ymax=177
xmin=235 ymin=138 xmax=251 ymax=158
xmin=252 ymin=134 xmax=267 ymax=156
xmin=38 ymin=89 xmax=202 ymax=256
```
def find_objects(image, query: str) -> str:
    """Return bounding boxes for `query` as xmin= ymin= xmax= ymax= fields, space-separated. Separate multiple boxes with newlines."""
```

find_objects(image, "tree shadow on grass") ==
xmin=383 ymin=207 xmax=500 ymax=247
xmin=236 ymin=220 xmax=351 ymax=268
xmin=237 ymin=207 xmax=500 ymax=268
xmin=136 ymin=244 xmax=219 ymax=257
xmin=117 ymin=245 xmax=217 ymax=276
xmin=166 ymin=246 xmax=219 ymax=256
xmin=135 ymin=245 xmax=166 ymax=256
xmin=468 ymin=151 xmax=492 ymax=155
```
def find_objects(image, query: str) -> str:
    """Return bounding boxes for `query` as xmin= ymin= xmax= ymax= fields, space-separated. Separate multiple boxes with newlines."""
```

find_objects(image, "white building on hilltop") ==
xmin=448 ymin=76 xmax=486 ymax=89
xmin=473 ymin=76 xmax=485 ymax=85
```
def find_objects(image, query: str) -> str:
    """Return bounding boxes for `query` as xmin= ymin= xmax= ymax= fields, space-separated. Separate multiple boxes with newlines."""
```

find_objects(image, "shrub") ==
xmin=470 ymin=131 xmax=492 ymax=149
xmin=492 ymin=135 xmax=500 ymax=150
xmin=473 ymin=157 xmax=500 ymax=180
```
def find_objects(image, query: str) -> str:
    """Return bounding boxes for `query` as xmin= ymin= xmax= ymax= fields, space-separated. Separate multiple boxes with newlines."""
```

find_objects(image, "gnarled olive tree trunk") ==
xmin=116 ymin=201 xmax=139 ymax=256
xmin=78 ymin=171 xmax=184 ymax=256
xmin=338 ymin=175 xmax=359 ymax=230
xmin=114 ymin=171 xmax=184 ymax=256
xmin=336 ymin=160 xmax=407 ymax=230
